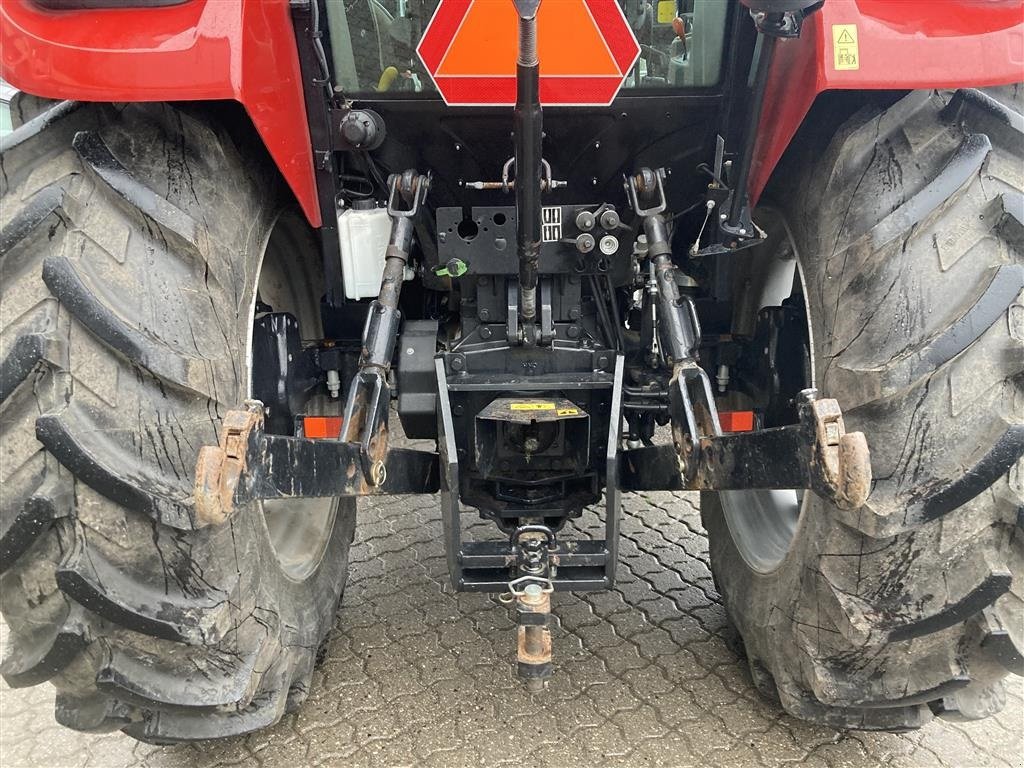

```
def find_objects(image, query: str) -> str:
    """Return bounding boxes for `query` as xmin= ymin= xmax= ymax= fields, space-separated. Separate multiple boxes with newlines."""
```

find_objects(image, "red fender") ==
xmin=4 ymin=0 xmax=1021 ymax=223
xmin=0 ymin=0 xmax=322 ymax=226
xmin=751 ymin=0 xmax=1024 ymax=201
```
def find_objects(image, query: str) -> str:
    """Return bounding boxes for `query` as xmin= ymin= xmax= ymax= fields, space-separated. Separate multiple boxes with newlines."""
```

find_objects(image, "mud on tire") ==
xmin=703 ymin=87 xmax=1023 ymax=729
xmin=0 ymin=102 xmax=355 ymax=742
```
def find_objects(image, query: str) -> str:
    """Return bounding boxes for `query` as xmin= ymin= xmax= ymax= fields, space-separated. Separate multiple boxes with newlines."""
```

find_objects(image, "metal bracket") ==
xmin=194 ymin=402 xmax=440 ymax=526
xmin=624 ymin=167 xmax=668 ymax=217
xmin=689 ymin=391 xmax=870 ymax=509
xmin=437 ymin=355 xmax=624 ymax=592
xmin=635 ymin=385 xmax=871 ymax=509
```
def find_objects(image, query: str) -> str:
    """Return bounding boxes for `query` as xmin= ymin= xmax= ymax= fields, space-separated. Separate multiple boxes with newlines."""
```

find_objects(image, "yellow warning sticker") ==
xmin=656 ymin=1 xmax=676 ymax=24
xmin=510 ymin=402 xmax=555 ymax=411
xmin=557 ymin=408 xmax=580 ymax=417
xmin=832 ymin=24 xmax=860 ymax=71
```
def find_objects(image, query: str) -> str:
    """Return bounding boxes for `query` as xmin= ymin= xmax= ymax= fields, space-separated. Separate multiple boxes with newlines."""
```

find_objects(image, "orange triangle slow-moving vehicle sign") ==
xmin=418 ymin=0 xmax=641 ymax=107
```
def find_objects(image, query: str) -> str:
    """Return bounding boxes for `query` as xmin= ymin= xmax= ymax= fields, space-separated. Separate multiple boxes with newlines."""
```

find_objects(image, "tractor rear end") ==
xmin=1 ymin=0 xmax=1021 ymax=744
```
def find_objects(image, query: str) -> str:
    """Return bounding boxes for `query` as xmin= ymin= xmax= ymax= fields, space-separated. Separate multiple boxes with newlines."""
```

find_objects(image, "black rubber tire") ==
xmin=0 ymin=101 xmax=356 ymax=742
xmin=7 ymin=91 xmax=60 ymax=130
xmin=702 ymin=87 xmax=1023 ymax=730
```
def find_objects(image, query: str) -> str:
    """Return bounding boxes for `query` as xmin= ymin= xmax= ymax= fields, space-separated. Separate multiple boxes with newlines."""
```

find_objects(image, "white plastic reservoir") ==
xmin=337 ymin=203 xmax=393 ymax=300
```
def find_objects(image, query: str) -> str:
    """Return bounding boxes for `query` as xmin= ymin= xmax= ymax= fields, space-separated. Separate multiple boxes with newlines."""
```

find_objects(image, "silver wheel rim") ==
xmin=249 ymin=213 xmax=338 ymax=582
xmin=721 ymin=215 xmax=813 ymax=575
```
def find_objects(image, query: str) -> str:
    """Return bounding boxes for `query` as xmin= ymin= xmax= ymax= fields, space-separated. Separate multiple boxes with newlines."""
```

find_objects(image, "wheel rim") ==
xmin=248 ymin=213 xmax=338 ymax=582
xmin=721 ymin=218 xmax=813 ymax=575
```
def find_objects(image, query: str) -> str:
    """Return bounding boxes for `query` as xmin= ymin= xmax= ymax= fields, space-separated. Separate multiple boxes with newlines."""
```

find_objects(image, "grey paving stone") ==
xmin=2 ymin=491 xmax=1021 ymax=768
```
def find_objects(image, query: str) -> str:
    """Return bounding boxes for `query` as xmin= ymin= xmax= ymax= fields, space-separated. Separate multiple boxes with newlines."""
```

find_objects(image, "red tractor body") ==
xmin=4 ymin=0 xmax=1020 ymax=221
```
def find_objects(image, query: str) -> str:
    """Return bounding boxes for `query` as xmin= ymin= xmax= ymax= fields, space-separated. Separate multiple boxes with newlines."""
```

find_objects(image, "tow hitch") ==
xmin=501 ymin=526 xmax=557 ymax=691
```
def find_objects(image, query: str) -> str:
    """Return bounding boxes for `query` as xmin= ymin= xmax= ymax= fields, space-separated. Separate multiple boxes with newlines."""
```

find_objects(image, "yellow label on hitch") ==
xmin=557 ymin=408 xmax=580 ymax=417
xmin=832 ymin=24 xmax=859 ymax=71
xmin=656 ymin=1 xmax=676 ymax=24
xmin=510 ymin=402 xmax=556 ymax=411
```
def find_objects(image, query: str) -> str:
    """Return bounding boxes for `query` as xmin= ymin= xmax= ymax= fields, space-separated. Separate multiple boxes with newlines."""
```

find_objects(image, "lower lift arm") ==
xmin=622 ymin=168 xmax=871 ymax=510
xmin=193 ymin=171 xmax=435 ymax=526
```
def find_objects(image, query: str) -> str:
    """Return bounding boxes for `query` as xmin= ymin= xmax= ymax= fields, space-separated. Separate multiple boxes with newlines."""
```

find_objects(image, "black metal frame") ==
xmin=437 ymin=355 xmax=624 ymax=592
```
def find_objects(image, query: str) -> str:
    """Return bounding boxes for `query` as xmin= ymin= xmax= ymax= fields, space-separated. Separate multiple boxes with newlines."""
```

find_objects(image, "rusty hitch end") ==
xmin=193 ymin=403 xmax=264 ymax=527
xmin=834 ymin=430 xmax=871 ymax=510
xmin=805 ymin=396 xmax=871 ymax=510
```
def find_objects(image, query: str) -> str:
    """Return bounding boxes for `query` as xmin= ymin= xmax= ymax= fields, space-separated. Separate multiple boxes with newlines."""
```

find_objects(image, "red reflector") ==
xmin=303 ymin=416 xmax=343 ymax=439
xmin=719 ymin=411 xmax=755 ymax=433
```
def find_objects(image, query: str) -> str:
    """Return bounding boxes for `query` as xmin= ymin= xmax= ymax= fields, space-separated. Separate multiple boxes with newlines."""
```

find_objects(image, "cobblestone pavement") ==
xmin=2 ymin=492 xmax=1021 ymax=768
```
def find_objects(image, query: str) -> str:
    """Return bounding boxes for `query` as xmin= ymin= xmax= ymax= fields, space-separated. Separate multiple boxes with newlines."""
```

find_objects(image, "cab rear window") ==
xmin=324 ymin=0 xmax=728 ymax=96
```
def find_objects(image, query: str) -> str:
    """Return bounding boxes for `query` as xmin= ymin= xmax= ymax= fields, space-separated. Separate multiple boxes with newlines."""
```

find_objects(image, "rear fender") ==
xmin=751 ymin=0 xmax=1024 ymax=200
xmin=0 ymin=0 xmax=322 ymax=226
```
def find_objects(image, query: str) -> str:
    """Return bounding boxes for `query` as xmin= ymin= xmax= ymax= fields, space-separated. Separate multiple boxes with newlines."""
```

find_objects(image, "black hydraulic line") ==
xmin=513 ymin=0 xmax=543 ymax=325
xmin=604 ymin=274 xmax=626 ymax=350
xmin=725 ymin=31 xmax=778 ymax=230
xmin=588 ymin=275 xmax=617 ymax=350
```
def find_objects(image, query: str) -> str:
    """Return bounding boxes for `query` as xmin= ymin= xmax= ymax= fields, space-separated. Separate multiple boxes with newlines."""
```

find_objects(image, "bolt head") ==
xmin=451 ymin=356 xmax=465 ymax=372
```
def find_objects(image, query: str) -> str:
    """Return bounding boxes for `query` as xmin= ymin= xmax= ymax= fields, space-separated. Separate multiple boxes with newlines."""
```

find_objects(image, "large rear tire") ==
xmin=703 ymin=87 xmax=1023 ymax=729
xmin=0 ymin=101 xmax=355 ymax=742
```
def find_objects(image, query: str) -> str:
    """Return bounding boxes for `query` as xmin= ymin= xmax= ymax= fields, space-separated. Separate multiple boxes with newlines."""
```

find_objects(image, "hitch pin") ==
xmin=501 ymin=575 xmax=554 ymax=692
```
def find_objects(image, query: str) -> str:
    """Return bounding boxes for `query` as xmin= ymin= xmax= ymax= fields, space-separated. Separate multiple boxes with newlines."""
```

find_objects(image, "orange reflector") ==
xmin=303 ymin=416 xmax=343 ymax=439
xmin=719 ymin=411 xmax=755 ymax=433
